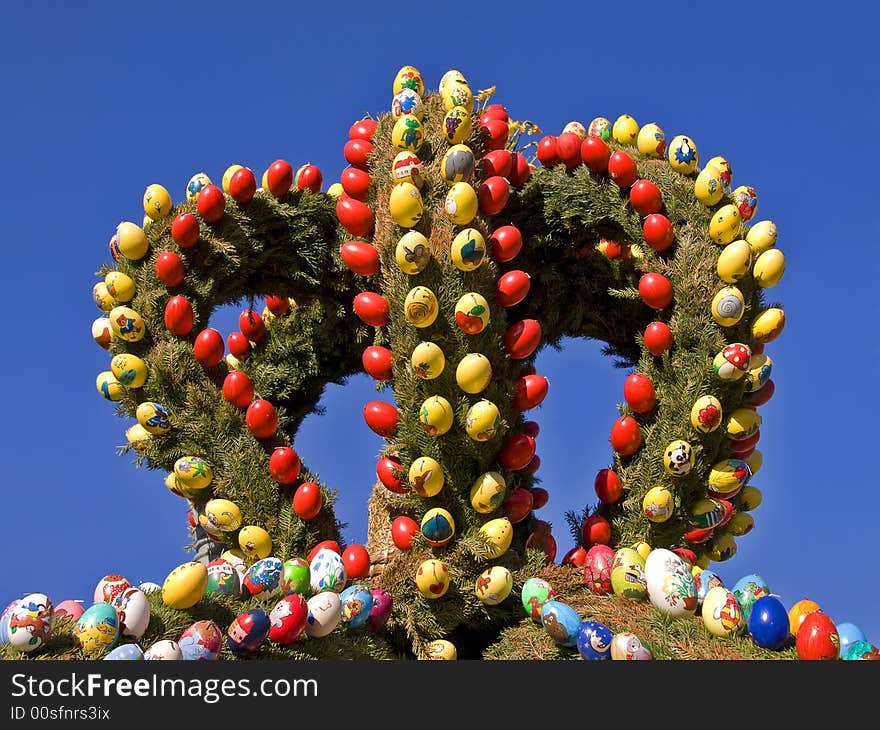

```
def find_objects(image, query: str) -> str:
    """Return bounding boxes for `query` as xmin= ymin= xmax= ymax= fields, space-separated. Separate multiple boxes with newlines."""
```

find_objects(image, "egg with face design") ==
xmin=610 ymin=632 xmax=653 ymax=660
xmin=576 ymin=620 xmax=614 ymax=660
xmin=305 ymin=591 xmax=342 ymax=637
xmin=339 ymin=585 xmax=374 ymax=629
xmin=179 ymin=620 xmax=222 ymax=660
xmin=540 ymin=601 xmax=581 ymax=648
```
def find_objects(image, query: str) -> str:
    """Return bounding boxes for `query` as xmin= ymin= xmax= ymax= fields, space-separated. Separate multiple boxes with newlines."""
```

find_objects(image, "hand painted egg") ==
xmin=713 ymin=343 xmax=751 ymax=380
xmin=96 ymin=371 xmax=124 ymax=401
xmin=475 ymin=566 xmax=513 ymax=605
xmin=93 ymin=282 xmax=116 ymax=312
xmin=644 ymin=548 xmax=698 ymax=617
xmin=206 ymin=559 xmax=241 ymax=596
xmin=703 ymin=156 xmax=732 ymax=189
xmin=691 ymin=395 xmax=723 ymax=433
xmin=365 ymin=589 xmax=393 ymax=632
xmin=693 ymin=569 xmax=724 ymax=609
xmin=455 ymin=292 xmax=490 ymax=334
xmin=441 ymin=144 xmax=475 ymax=184
xmin=611 ymin=632 xmax=653 ymax=660
xmin=395 ymin=230 xmax=431 ymax=274
xmin=789 ymin=598 xmax=822 ymax=637
xmin=2 ymin=600 xmax=18 ymax=643
xmin=752 ymin=308 xmax=785 ymax=344
xmin=74 ymin=603 xmax=120 ymax=656
xmin=709 ymin=459 xmax=752 ymax=495
xmin=745 ymin=219 xmax=778 ymax=253
xmin=844 ymin=641 xmax=880 ymax=660
xmin=136 ymin=402 xmax=171 ymax=435
xmin=162 ymin=562 xmax=208 ymax=610
xmin=726 ymin=512 xmax=754 ymax=536
xmin=726 ymin=408 xmax=761 ymax=441
xmin=422 ymin=639 xmax=457 ymax=660
xmin=409 ymin=456 xmax=444 ymax=497
xmin=111 ymin=353 xmax=148 ymax=388
xmin=186 ymin=172 xmax=212 ymax=199
xmin=584 ymin=544 xmax=615 ymax=595
xmin=707 ymin=532 xmax=737 ymax=561
xmin=540 ymin=601 xmax=581 ymax=648
xmin=451 ymin=228 xmax=487 ymax=271
xmin=104 ymin=271 xmax=136 ymax=303
xmin=637 ymin=122 xmax=666 ymax=157
xmin=126 ymin=423 xmax=151 ymax=449
xmin=421 ymin=508 xmax=456 ymax=547
xmin=465 ymin=399 xmax=501 ymax=442
xmin=576 ymin=620 xmax=614 ymax=660
xmin=94 ymin=575 xmax=131 ymax=604
xmin=470 ymin=471 xmax=507 ymax=513
xmin=716 ymin=240 xmax=752 ymax=283
xmin=391 ymin=114 xmax=424 ymax=153
xmin=268 ymin=595 xmax=309 ymax=644
xmin=227 ymin=609 xmax=270 ymax=656
xmin=243 ymin=557 xmax=283 ymax=597
xmin=305 ymin=592 xmax=342 ymax=638
xmin=711 ymin=286 xmax=745 ymax=326
xmin=709 ymin=204 xmax=743 ymax=245
xmin=745 ymin=450 xmax=763 ymax=477
xmin=478 ymin=517 xmax=513 ymax=558
xmin=441 ymin=82 xmax=473 ymax=112
xmin=173 ymin=456 xmax=213 ymax=491
xmin=143 ymin=183 xmax=172 ymax=220
xmin=393 ymin=65 xmax=424 ymax=96
xmin=145 ymin=639 xmax=184 ymax=660
xmin=563 ymin=121 xmax=587 ymax=140
xmin=115 ymin=221 xmax=149 ymax=260
xmin=731 ymin=574 xmax=770 ymax=625
xmin=112 ymin=587 xmax=149 ymax=639
xmin=796 ymin=612 xmax=840 ymax=660
xmin=694 ymin=165 xmax=725 ymax=206
xmin=201 ymin=498 xmax=242 ymax=533
xmin=411 ymin=341 xmax=445 ymax=379
xmin=281 ymin=558 xmax=310 ymax=596
xmin=104 ymin=644 xmax=144 ymax=660
xmin=439 ymin=69 xmax=467 ymax=95
xmin=588 ymin=116 xmax=612 ymax=140
xmin=404 ymin=286 xmax=439 ymax=328
xmin=444 ymin=182 xmax=478 ymax=225
xmin=837 ymin=622 xmax=868 ymax=658
xmin=444 ymin=105 xmax=473 ymax=145
xmin=702 ymin=586 xmax=744 ymax=637
xmin=179 ymin=620 xmax=222 ymax=660
xmin=521 ymin=578 xmax=557 ymax=622
xmin=642 ymin=486 xmax=674 ymax=523
xmin=389 ymin=181 xmax=423 ymax=228
xmin=690 ymin=498 xmax=733 ymax=531
xmin=309 ymin=548 xmax=347 ymax=593
xmin=416 ymin=559 xmax=451 ymax=599
xmin=92 ymin=316 xmax=113 ymax=350
xmin=667 ymin=135 xmax=698 ymax=174
xmin=54 ymin=600 xmax=86 ymax=622
xmin=418 ymin=395 xmax=454 ymax=436
xmin=139 ymin=582 xmax=161 ymax=594
xmin=391 ymin=88 xmax=424 ymax=119
xmin=663 ymin=439 xmax=694 ymax=476
xmin=8 ymin=593 xmax=53 ymax=652
xmin=732 ymin=185 xmax=758 ymax=221
xmin=611 ymin=548 xmax=647 ymax=600
xmin=392 ymin=151 xmax=424 ymax=188
xmin=456 ymin=353 xmax=493 ymax=394
xmin=612 ymin=114 xmax=639 ymax=145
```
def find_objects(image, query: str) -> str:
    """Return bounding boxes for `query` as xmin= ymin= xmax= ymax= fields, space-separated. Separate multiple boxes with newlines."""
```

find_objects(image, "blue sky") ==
xmin=1 ymin=2 xmax=878 ymax=646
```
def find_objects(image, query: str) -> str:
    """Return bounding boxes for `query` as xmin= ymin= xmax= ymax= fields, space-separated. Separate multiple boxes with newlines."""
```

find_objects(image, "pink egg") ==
xmin=366 ymin=589 xmax=393 ymax=632
xmin=54 ymin=600 xmax=86 ymax=622
xmin=584 ymin=544 xmax=615 ymax=595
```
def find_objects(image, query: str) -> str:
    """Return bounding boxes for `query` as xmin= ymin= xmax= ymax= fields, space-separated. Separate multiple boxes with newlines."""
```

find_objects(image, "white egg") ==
xmin=7 ymin=593 xmax=54 ymax=652
xmin=143 ymin=639 xmax=183 ymax=660
xmin=309 ymin=549 xmax=347 ymax=594
xmin=112 ymin=587 xmax=150 ymax=639
xmin=305 ymin=592 xmax=342 ymax=638
xmin=644 ymin=549 xmax=698 ymax=617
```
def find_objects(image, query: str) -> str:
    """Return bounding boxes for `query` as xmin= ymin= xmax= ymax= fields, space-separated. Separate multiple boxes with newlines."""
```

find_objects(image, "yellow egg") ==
xmin=612 ymin=114 xmax=639 ymax=145
xmin=226 ymin=353 xmax=242 ymax=370
xmin=393 ymin=65 xmax=424 ymax=97
xmin=421 ymin=507 xmax=456 ymax=547
xmin=456 ymin=353 xmax=493 ymax=394
xmin=663 ymin=440 xmax=694 ymax=477
xmin=96 ymin=371 xmax=124 ymax=401
xmin=752 ymin=308 xmax=785 ymax=344
xmin=162 ymin=561 xmax=208 ymax=609
xmin=753 ymin=248 xmax=785 ymax=288
xmin=562 ymin=121 xmax=587 ymax=140
xmin=389 ymin=181 xmax=423 ymax=228
xmin=391 ymin=151 xmax=425 ymax=188
xmin=440 ymin=145 xmax=475 ymax=185
xmin=173 ymin=455 xmax=213 ymax=490
xmin=744 ymin=353 xmax=773 ymax=392
xmin=726 ymin=512 xmax=754 ymax=537
xmin=745 ymin=219 xmax=778 ymax=254
xmin=706 ymin=156 xmax=733 ymax=190
xmin=451 ymin=228 xmax=488 ymax=271
xmin=143 ymin=183 xmax=172 ymax=220
xmin=136 ymin=402 xmax=171 ymax=435
xmin=632 ymin=542 xmax=652 ymax=561
xmin=465 ymin=400 xmax=501 ymax=442
xmin=469 ymin=471 xmax=507 ymax=514
xmin=708 ymin=459 xmax=751 ymax=494
xmin=104 ymin=271 xmax=136 ymax=302
xmin=421 ymin=639 xmax=457 ymax=660
xmin=702 ymin=586 xmax=744 ymax=637
xmin=478 ymin=518 xmax=514 ymax=558
xmin=415 ymin=559 xmax=450 ymax=599
xmin=115 ymin=222 xmax=149 ymax=261
xmin=736 ymin=486 xmax=763 ymax=512
xmin=220 ymin=548 xmax=249 ymax=568
xmin=667 ymin=135 xmax=699 ymax=174
xmin=261 ymin=169 xmax=269 ymax=191
xmin=707 ymin=532 xmax=737 ymax=562
xmin=642 ymin=486 xmax=674 ymax=522
xmin=327 ymin=182 xmax=344 ymax=199
xmin=93 ymin=282 xmax=116 ymax=312
xmin=392 ymin=114 xmax=424 ymax=153
xmin=454 ymin=292 xmax=490 ymax=334
xmin=186 ymin=172 xmax=212 ymax=200
xmin=732 ymin=185 xmax=758 ymax=221
xmin=726 ymin=408 xmax=761 ymax=441
xmin=713 ymin=349 xmax=747 ymax=381
xmin=222 ymin=165 xmax=243 ymax=194
xmin=411 ymin=341 xmax=445 ymax=379
xmin=443 ymin=106 xmax=473 ymax=144
xmin=637 ymin=122 xmax=666 ymax=157
xmin=164 ymin=472 xmax=198 ymax=499
xmin=711 ymin=286 xmax=745 ymax=327
xmin=108 ymin=306 xmax=146 ymax=342
xmin=444 ymin=182 xmax=478 ymax=225
xmin=611 ymin=548 xmax=647 ymax=600
xmin=111 ymin=353 xmax=148 ymax=388
xmin=475 ymin=566 xmax=513 ymax=605
xmin=409 ymin=456 xmax=444 ymax=498
xmin=404 ymin=286 xmax=439 ymax=328
xmin=419 ymin=395 xmax=454 ymax=436
xmin=694 ymin=165 xmax=725 ymax=206
xmin=441 ymin=83 xmax=473 ymax=113
xmin=201 ymin=498 xmax=243 ymax=532
xmin=395 ymin=231 xmax=431 ymax=274
xmin=125 ymin=423 xmax=151 ymax=448
xmin=716 ymin=240 xmax=752 ymax=283
xmin=709 ymin=204 xmax=743 ymax=245
xmin=438 ymin=69 xmax=467 ymax=96
xmin=745 ymin=450 xmax=762 ymax=476
xmin=691 ymin=395 xmax=723 ymax=433
xmin=239 ymin=525 xmax=272 ymax=560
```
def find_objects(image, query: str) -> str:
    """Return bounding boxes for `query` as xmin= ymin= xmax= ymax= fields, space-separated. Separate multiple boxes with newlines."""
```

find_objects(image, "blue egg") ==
xmin=576 ymin=620 xmax=613 ymax=660
xmin=836 ymin=623 xmax=867 ymax=658
xmin=243 ymin=557 xmax=283 ymax=597
xmin=732 ymin=574 xmax=770 ymax=625
xmin=75 ymin=603 xmax=120 ymax=656
xmin=843 ymin=640 xmax=879 ymax=660
xmin=747 ymin=595 xmax=789 ymax=650
xmin=226 ymin=609 xmax=270 ymax=657
xmin=339 ymin=585 xmax=374 ymax=629
xmin=104 ymin=644 xmax=144 ymax=660
xmin=694 ymin=569 xmax=723 ymax=610
xmin=540 ymin=600 xmax=581 ymax=648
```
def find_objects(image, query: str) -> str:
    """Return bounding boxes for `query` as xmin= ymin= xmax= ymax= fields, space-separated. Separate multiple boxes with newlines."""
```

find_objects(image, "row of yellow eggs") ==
xmin=416 ymin=395 xmax=501 ymax=441
xmin=710 ymin=288 xmax=785 ymax=341
xmin=409 ymin=342 xmax=493 ymax=392
xmin=389 ymin=179 xmax=480 ymax=228
xmin=394 ymin=65 xmax=476 ymax=114
xmin=716 ymin=239 xmax=785 ymax=287
xmin=404 ymin=287 xmax=492 ymax=333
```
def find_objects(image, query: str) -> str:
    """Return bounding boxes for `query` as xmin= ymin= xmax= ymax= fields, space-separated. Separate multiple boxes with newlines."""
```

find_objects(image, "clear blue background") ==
xmin=2 ymin=2 xmax=878 ymax=646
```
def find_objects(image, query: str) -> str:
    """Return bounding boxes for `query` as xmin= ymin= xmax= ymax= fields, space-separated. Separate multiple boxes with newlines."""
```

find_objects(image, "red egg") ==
xmin=171 ymin=212 xmax=200 ymax=249
xmin=266 ymin=160 xmax=294 ymax=198
xmin=601 ymin=239 xmax=625 ymax=259
xmin=478 ymin=176 xmax=510 ymax=215
xmin=307 ymin=540 xmax=341 ymax=563
xmin=391 ymin=516 xmax=419 ymax=550
xmin=265 ymin=295 xmax=291 ymax=316
xmin=295 ymin=164 xmax=322 ymax=193
xmin=340 ymin=240 xmax=380 ymax=276
xmin=490 ymin=225 xmax=523 ymax=262
xmin=268 ymin=595 xmax=308 ymax=645
xmin=580 ymin=136 xmax=611 ymax=173
xmin=643 ymin=213 xmax=675 ymax=252
xmin=227 ymin=331 xmax=252 ymax=360
xmin=608 ymin=151 xmax=638 ymax=188
xmin=197 ymin=184 xmax=226 ymax=223
xmin=353 ymin=292 xmax=390 ymax=327
xmin=483 ymin=149 xmax=513 ymax=178
xmin=502 ymin=487 xmax=533 ymax=524
xmin=556 ymin=131 xmax=582 ymax=169
xmin=481 ymin=104 xmax=509 ymax=123
xmin=594 ymin=468 xmax=622 ymax=503
xmin=630 ymin=179 xmax=663 ymax=216
xmin=583 ymin=544 xmax=615 ymax=594
xmin=377 ymin=455 xmax=406 ymax=494
xmin=228 ymin=167 xmax=257 ymax=204
xmin=581 ymin=514 xmax=611 ymax=548
xmin=522 ymin=420 xmax=540 ymax=438
xmin=164 ymin=294 xmax=195 ymax=336
xmin=525 ymin=528 xmax=556 ymax=565
xmin=340 ymin=167 xmax=371 ymax=202
xmin=562 ymin=546 xmax=588 ymax=568
xmin=496 ymin=270 xmax=531 ymax=307
xmin=526 ymin=455 xmax=541 ymax=474
xmin=623 ymin=373 xmax=657 ymax=413
xmin=361 ymin=345 xmax=393 ymax=381
xmin=796 ymin=612 xmax=840 ymax=660
xmin=536 ymin=135 xmax=560 ymax=166
xmin=363 ymin=401 xmax=398 ymax=438
xmin=342 ymin=544 xmax=370 ymax=579
xmin=155 ymin=251 xmax=185 ymax=287
xmin=746 ymin=379 xmax=775 ymax=407
xmin=639 ymin=273 xmax=674 ymax=309
xmin=269 ymin=446 xmax=301 ymax=484
xmin=643 ymin=321 xmax=674 ymax=356
xmin=223 ymin=370 xmax=254 ymax=410
xmin=481 ymin=118 xmax=509 ymax=151
xmin=610 ymin=416 xmax=641 ymax=456
xmin=349 ymin=118 xmax=378 ymax=142
xmin=193 ymin=328 xmax=224 ymax=367
xmin=512 ymin=374 xmax=549 ymax=410
xmin=336 ymin=196 xmax=374 ymax=237
xmin=292 ymin=481 xmax=322 ymax=520
xmin=344 ymin=139 xmax=373 ymax=170
xmin=246 ymin=399 xmax=278 ymax=439
xmin=504 ymin=319 xmax=542 ymax=359
xmin=531 ymin=487 xmax=549 ymax=510
xmin=498 ymin=433 xmax=536 ymax=470
xmin=671 ymin=548 xmax=697 ymax=566
xmin=508 ymin=152 xmax=531 ymax=188
xmin=239 ymin=309 xmax=265 ymax=342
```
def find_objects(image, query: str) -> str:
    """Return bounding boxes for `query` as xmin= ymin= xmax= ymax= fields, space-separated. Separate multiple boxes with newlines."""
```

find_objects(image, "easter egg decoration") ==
xmin=702 ymin=586 xmax=745 ymax=637
xmin=304 ymin=592 xmax=342 ymax=638
xmin=422 ymin=640 xmax=457 ymax=660
xmin=576 ymin=620 xmax=614 ymax=660
xmin=637 ymin=122 xmax=666 ymax=157
xmin=731 ymin=574 xmax=770 ymax=625
xmin=392 ymin=114 xmax=424 ymax=153
xmin=104 ymin=644 xmax=145 ymax=661
xmin=226 ymin=610 xmax=270 ymax=657
xmin=444 ymin=182 xmax=478 ymax=225
xmin=711 ymin=286 xmax=745 ymax=326
xmin=443 ymin=106 xmax=472 ymax=144
xmin=451 ymin=228 xmax=487 ymax=271
xmin=469 ymin=471 xmax=507 ymax=513
xmin=753 ymin=248 xmax=785 ymax=287
xmin=610 ymin=633 xmax=653 ymax=660
xmin=642 ymin=486 xmax=674 ymax=523
xmin=338 ymin=585 xmax=374 ymax=629
xmin=456 ymin=353 xmax=492 ymax=394
xmin=281 ymin=558 xmax=310 ymax=596
xmin=74 ymin=603 xmax=120 ymax=656
xmin=7 ymin=594 xmax=53 ymax=652
xmin=709 ymin=204 xmax=743 ymax=245
xmin=521 ymin=578 xmax=558 ymax=623
xmin=239 ymin=525 xmax=273 ymax=561
xmin=441 ymin=144 xmax=475 ymax=184
xmin=365 ymin=590 xmax=393 ymax=632
xmin=691 ymin=395 xmax=723 ymax=433
xmin=694 ymin=165 xmax=725 ymax=206
xmin=796 ymin=612 xmax=840 ymax=660
xmin=162 ymin=561 xmax=208 ymax=609
xmin=391 ymin=516 xmax=419 ymax=550
xmin=96 ymin=371 xmax=124 ymax=401
xmin=418 ymin=395 xmax=454 ymax=436
xmin=309 ymin=548 xmax=347 ymax=593
xmin=404 ymin=286 xmax=439 ymax=328
xmin=395 ymin=231 xmax=431 ymax=274
xmin=416 ymin=559 xmax=450 ymax=599
xmin=663 ymin=439 xmax=694 ymax=476
xmin=478 ymin=517 xmax=514 ymax=558
xmin=540 ymin=601 xmax=581 ymax=649
xmin=179 ymin=620 xmax=223 ymax=660
xmin=465 ymin=400 xmax=501 ymax=441
xmin=205 ymin=559 xmax=242 ymax=597
xmin=732 ymin=185 xmax=758 ymax=221
xmin=243 ymin=557 xmax=283 ymax=598
xmin=111 ymin=587 xmax=150 ymax=640
xmin=389 ymin=181 xmax=423 ymax=228
xmin=409 ymin=456 xmax=444 ymax=498
xmin=713 ymin=343 xmax=751 ymax=380
xmin=748 ymin=595 xmax=790 ymax=649
xmin=644 ymin=549 xmax=698 ymax=617
xmin=111 ymin=353 xmax=148 ymax=388
xmin=667 ymin=135 xmax=698 ymax=174
xmin=475 ymin=566 xmax=513 ymax=605
xmin=837 ymin=622 xmax=868 ymax=659
xmin=789 ymin=598 xmax=822 ymax=638
xmin=421 ymin=508 xmax=456 ymax=548
xmin=583 ymin=545 xmax=615 ymax=595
